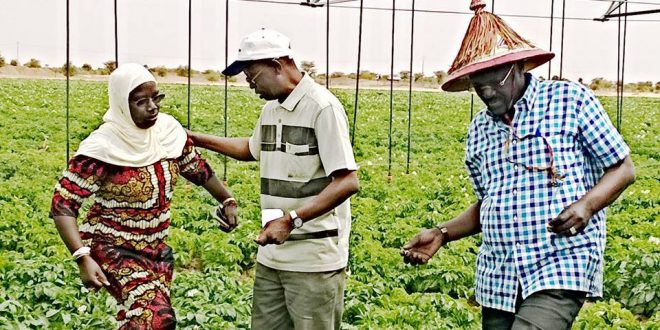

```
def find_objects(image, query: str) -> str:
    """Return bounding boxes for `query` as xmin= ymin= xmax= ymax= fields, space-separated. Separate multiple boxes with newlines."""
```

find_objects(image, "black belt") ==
xmin=287 ymin=229 xmax=339 ymax=241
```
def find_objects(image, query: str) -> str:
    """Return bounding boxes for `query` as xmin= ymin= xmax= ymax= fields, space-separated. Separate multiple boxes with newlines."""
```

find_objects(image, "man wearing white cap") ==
xmin=189 ymin=28 xmax=359 ymax=329
xmin=402 ymin=1 xmax=635 ymax=329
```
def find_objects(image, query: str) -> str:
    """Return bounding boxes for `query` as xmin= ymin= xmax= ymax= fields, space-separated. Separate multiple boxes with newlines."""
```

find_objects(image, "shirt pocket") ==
xmin=546 ymin=132 xmax=580 ymax=176
xmin=285 ymin=153 xmax=321 ymax=180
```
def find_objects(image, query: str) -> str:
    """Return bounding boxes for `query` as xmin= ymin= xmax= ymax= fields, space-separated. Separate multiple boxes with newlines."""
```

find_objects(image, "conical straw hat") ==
xmin=441 ymin=0 xmax=554 ymax=92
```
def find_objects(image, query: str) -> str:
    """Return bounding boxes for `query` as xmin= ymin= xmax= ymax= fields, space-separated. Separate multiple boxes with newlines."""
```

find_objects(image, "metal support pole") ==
xmin=548 ymin=0 xmax=554 ymax=79
xmin=66 ymin=0 xmax=70 ymax=163
xmin=114 ymin=0 xmax=118 ymax=66
xmin=406 ymin=0 xmax=415 ymax=174
xmin=559 ymin=0 xmax=566 ymax=79
xmin=325 ymin=0 xmax=330 ymax=88
xmin=387 ymin=0 xmax=395 ymax=181
xmin=351 ymin=0 xmax=364 ymax=146
xmin=223 ymin=0 xmax=229 ymax=181
xmin=187 ymin=0 xmax=192 ymax=129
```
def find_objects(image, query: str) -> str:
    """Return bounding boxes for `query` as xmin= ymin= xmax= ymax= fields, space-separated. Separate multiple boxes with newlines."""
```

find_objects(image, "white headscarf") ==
xmin=75 ymin=63 xmax=187 ymax=167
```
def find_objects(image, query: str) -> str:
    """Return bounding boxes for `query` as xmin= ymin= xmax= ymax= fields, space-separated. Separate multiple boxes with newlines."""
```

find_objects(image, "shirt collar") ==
xmin=517 ymin=73 xmax=538 ymax=111
xmin=279 ymin=73 xmax=314 ymax=111
xmin=484 ymin=73 xmax=538 ymax=122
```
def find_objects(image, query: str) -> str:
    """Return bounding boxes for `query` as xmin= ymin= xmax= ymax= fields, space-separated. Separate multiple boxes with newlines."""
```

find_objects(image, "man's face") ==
xmin=469 ymin=63 xmax=522 ymax=116
xmin=128 ymin=81 xmax=163 ymax=129
xmin=243 ymin=60 xmax=280 ymax=100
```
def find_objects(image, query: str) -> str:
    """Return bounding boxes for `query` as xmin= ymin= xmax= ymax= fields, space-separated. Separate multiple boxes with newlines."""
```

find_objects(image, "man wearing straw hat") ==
xmin=189 ymin=28 xmax=359 ymax=329
xmin=401 ymin=1 xmax=635 ymax=329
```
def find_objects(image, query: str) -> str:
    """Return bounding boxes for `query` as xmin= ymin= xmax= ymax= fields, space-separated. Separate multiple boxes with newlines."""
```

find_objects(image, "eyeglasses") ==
xmin=244 ymin=59 xmax=281 ymax=85
xmin=498 ymin=64 xmax=515 ymax=86
xmin=471 ymin=64 xmax=516 ymax=91
xmin=504 ymin=128 xmax=565 ymax=187
xmin=245 ymin=67 xmax=266 ymax=85
xmin=133 ymin=93 xmax=165 ymax=108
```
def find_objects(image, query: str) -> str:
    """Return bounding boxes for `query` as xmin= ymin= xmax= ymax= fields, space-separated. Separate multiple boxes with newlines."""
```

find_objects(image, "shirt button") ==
xmin=514 ymin=165 xmax=519 ymax=170
xmin=516 ymin=242 xmax=521 ymax=247
xmin=514 ymin=215 xmax=518 ymax=221
xmin=512 ymin=140 xmax=517 ymax=145
xmin=513 ymin=188 xmax=517 ymax=196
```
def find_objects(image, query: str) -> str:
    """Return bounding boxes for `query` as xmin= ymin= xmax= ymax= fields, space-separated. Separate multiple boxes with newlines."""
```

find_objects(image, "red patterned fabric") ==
xmin=51 ymin=137 xmax=213 ymax=329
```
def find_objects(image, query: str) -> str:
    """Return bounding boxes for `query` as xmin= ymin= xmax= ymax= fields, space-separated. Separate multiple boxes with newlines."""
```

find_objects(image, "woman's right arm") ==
xmin=50 ymin=156 xmax=109 ymax=289
xmin=53 ymin=215 xmax=109 ymax=288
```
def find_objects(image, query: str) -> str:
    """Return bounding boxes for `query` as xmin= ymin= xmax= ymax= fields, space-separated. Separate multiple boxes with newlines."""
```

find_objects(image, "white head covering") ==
xmin=75 ymin=63 xmax=187 ymax=167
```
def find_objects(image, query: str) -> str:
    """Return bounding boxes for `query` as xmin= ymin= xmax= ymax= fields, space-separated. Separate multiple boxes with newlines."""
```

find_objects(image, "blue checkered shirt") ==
xmin=464 ymin=74 xmax=630 ymax=312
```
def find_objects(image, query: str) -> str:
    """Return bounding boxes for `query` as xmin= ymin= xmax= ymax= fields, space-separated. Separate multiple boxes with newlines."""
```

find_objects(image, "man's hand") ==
xmin=77 ymin=256 xmax=110 ymax=291
xmin=184 ymin=128 xmax=196 ymax=141
xmin=255 ymin=215 xmax=293 ymax=246
xmin=548 ymin=200 xmax=593 ymax=236
xmin=400 ymin=228 xmax=445 ymax=265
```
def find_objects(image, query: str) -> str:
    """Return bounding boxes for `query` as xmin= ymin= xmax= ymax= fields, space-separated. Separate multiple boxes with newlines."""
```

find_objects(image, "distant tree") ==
xmin=102 ymin=60 xmax=117 ymax=74
xmin=655 ymin=81 xmax=660 ymax=93
xmin=589 ymin=77 xmax=614 ymax=91
xmin=0 ymin=52 xmax=5 ymax=67
xmin=347 ymin=72 xmax=357 ymax=79
xmin=330 ymin=72 xmax=345 ymax=79
xmin=176 ymin=66 xmax=191 ymax=77
xmin=301 ymin=61 xmax=317 ymax=78
xmin=25 ymin=58 xmax=41 ymax=68
xmin=149 ymin=66 xmax=168 ymax=77
xmin=636 ymin=81 xmax=653 ymax=93
xmin=399 ymin=70 xmax=410 ymax=80
xmin=81 ymin=63 xmax=92 ymax=71
xmin=203 ymin=69 xmax=223 ymax=82
xmin=10 ymin=59 xmax=18 ymax=66
xmin=433 ymin=70 xmax=447 ymax=84
xmin=413 ymin=72 xmax=425 ymax=82
xmin=359 ymin=70 xmax=376 ymax=80
xmin=61 ymin=62 xmax=77 ymax=76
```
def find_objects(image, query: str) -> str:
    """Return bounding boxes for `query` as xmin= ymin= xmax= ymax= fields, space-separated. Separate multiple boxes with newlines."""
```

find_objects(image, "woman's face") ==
xmin=128 ymin=81 xmax=164 ymax=129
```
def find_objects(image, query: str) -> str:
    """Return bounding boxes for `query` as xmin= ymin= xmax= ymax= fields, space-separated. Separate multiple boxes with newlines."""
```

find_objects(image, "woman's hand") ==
xmin=221 ymin=201 xmax=239 ymax=232
xmin=77 ymin=256 xmax=110 ymax=290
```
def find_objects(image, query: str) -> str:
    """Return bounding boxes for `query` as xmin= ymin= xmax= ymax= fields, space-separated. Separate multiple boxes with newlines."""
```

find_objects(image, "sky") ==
xmin=1 ymin=0 xmax=659 ymax=83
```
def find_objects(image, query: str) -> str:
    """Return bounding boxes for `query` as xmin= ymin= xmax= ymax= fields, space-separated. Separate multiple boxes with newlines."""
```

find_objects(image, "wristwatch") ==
xmin=289 ymin=210 xmax=303 ymax=229
xmin=435 ymin=225 xmax=449 ymax=241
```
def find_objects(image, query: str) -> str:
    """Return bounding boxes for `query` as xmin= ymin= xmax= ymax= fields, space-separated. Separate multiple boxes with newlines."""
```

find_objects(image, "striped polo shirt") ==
xmin=248 ymin=74 xmax=357 ymax=272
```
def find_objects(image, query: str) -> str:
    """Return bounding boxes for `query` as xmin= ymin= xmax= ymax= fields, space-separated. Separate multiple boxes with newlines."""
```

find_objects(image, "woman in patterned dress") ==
xmin=50 ymin=63 xmax=238 ymax=329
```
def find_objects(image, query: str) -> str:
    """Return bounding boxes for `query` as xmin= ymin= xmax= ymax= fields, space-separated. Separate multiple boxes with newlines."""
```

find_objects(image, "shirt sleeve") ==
xmin=177 ymin=137 xmax=215 ymax=186
xmin=314 ymin=104 xmax=358 ymax=177
xmin=464 ymin=121 xmax=486 ymax=201
xmin=577 ymin=89 xmax=630 ymax=169
xmin=50 ymin=155 xmax=106 ymax=218
xmin=248 ymin=112 xmax=263 ymax=161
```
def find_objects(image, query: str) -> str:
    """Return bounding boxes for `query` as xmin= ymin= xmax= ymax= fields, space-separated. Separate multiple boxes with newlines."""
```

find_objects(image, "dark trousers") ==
xmin=482 ymin=288 xmax=586 ymax=330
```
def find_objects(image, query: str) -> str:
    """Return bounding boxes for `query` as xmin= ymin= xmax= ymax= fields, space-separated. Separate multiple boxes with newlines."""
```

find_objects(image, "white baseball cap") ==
xmin=222 ymin=28 xmax=294 ymax=76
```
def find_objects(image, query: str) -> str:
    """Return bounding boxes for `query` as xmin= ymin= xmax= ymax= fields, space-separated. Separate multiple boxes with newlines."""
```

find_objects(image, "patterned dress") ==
xmin=51 ymin=138 xmax=213 ymax=329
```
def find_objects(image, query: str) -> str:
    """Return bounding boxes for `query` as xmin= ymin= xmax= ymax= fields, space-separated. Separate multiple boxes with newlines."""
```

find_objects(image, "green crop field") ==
xmin=0 ymin=78 xmax=658 ymax=329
